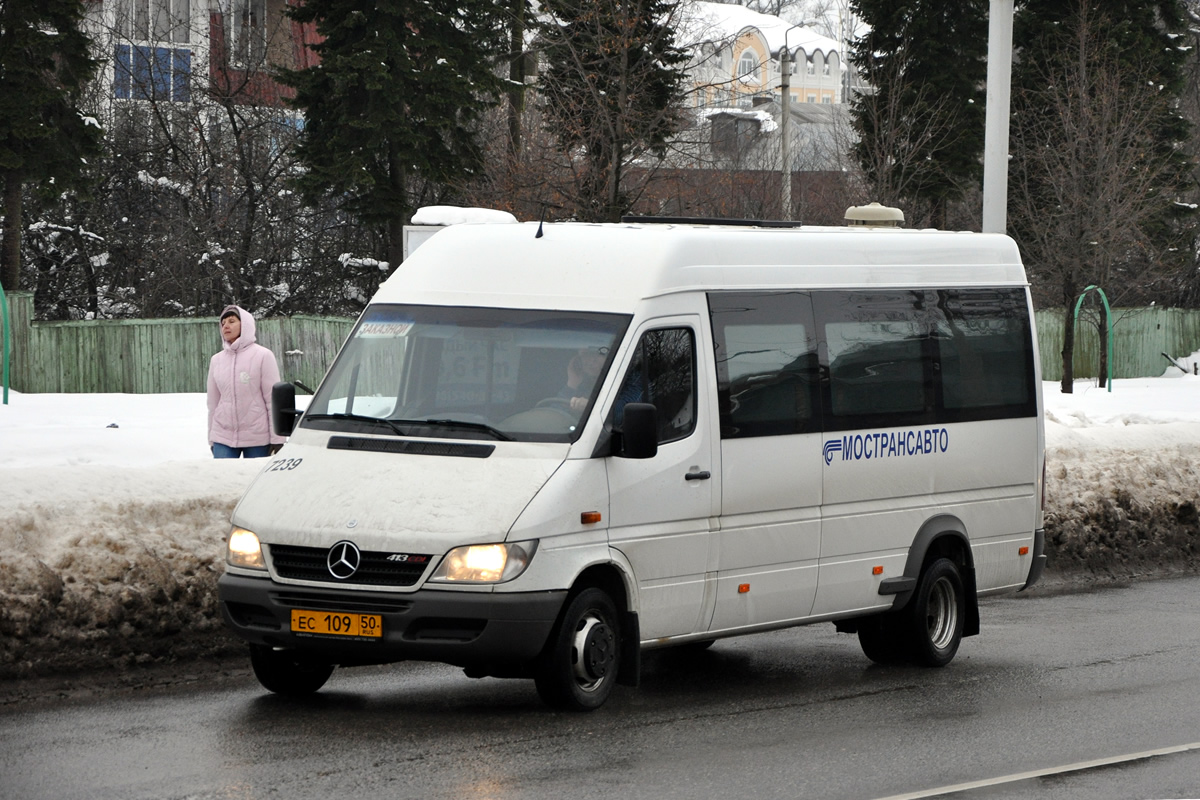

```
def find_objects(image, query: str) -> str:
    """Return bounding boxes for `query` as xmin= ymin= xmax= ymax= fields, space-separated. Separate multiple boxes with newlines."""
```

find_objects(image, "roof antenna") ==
xmin=536 ymin=203 xmax=546 ymax=238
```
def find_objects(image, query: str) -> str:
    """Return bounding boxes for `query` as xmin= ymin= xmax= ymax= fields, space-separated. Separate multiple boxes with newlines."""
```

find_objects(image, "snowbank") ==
xmin=2 ymin=375 xmax=1199 ymax=680
xmin=1041 ymin=375 xmax=1200 ymax=579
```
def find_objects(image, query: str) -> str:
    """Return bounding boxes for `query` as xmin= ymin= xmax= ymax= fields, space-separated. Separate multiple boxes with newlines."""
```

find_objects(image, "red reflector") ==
xmin=581 ymin=511 xmax=602 ymax=525
xmin=1019 ymin=546 xmax=1030 ymax=556
xmin=738 ymin=583 xmax=750 ymax=594
xmin=872 ymin=566 xmax=884 ymax=576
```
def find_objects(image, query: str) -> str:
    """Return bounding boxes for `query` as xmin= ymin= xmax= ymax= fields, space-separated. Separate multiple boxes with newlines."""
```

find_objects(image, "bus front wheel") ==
xmin=249 ymin=644 xmax=334 ymax=695
xmin=535 ymin=588 xmax=621 ymax=711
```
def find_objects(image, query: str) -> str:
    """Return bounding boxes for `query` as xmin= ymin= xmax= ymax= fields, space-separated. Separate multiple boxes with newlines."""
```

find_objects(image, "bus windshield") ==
xmin=303 ymin=305 xmax=630 ymax=443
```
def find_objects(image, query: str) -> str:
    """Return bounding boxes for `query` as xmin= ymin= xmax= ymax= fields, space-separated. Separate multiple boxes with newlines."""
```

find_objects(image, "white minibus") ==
xmin=218 ymin=208 xmax=1046 ymax=710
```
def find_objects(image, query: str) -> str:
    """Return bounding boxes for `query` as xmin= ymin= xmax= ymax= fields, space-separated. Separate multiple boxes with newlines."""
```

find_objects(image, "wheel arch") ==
xmin=894 ymin=515 xmax=980 ymax=637
xmin=569 ymin=562 xmax=631 ymax=613
xmin=563 ymin=558 xmax=642 ymax=687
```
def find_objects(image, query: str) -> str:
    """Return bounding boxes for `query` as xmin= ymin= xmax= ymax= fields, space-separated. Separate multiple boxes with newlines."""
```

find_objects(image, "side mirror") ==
xmin=618 ymin=403 xmax=658 ymax=459
xmin=272 ymin=381 xmax=299 ymax=436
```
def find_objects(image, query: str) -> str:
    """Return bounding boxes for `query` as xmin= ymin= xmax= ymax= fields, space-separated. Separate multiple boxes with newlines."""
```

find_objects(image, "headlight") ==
xmin=227 ymin=526 xmax=266 ymax=570
xmin=429 ymin=541 xmax=538 ymax=583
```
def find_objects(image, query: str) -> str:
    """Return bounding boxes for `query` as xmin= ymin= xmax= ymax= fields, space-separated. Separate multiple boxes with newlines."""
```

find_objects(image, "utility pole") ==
xmin=982 ymin=0 xmax=1014 ymax=233
xmin=781 ymin=44 xmax=792 ymax=219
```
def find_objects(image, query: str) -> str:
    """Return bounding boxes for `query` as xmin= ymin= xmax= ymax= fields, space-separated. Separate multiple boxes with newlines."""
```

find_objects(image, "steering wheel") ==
xmin=534 ymin=396 xmax=580 ymax=421
xmin=536 ymin=397 xmax=574 ymax=411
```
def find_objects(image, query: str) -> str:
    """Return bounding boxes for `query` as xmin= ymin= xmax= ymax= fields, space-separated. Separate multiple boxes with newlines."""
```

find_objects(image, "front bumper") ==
xmin=218 ymin=573 xmax=567 ymax=673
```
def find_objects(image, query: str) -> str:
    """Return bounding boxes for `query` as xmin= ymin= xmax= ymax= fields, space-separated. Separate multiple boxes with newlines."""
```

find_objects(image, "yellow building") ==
xmin=681 ymin=1 xmax=844 ymax=109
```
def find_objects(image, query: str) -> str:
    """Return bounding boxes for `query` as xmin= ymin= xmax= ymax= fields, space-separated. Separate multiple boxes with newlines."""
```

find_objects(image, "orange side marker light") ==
xmin=581 ymin=511 xmax=602 ymax=525
xmin=738 ymin=583 xmax=750 ymax=594
xmin=872 ymin=566 xmax=884 ymax=576
xmin=1018 ymin=546 xmax=1030 ymax=556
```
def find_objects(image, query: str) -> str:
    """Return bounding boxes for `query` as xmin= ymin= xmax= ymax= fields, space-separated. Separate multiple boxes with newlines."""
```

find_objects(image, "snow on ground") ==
xmin=2 ymin=371 xmax=1200 ymax=679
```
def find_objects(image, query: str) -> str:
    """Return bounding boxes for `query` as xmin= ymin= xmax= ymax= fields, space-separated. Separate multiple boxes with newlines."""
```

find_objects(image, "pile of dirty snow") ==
xmin=1042 ymin=376 xmax=1200 ymax=579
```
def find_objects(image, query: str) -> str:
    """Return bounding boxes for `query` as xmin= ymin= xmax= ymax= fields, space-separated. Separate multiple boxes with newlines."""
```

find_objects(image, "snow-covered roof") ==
xmin=410 ymin=205 xmax=518 ymax=226
xmin=701 ymin=106 xmax=779 ymax=133
xmin=680 ymin=1 xmax=841 ymax=58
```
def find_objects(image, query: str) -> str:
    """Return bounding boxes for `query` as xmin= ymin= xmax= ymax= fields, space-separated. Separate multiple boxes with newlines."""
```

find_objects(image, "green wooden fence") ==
xmin=1035 ymin=306 xmax=1200 ymax=382
xmin=4 ymin=292 xmax=1200 ymax=393
xmin=2 ymin=293 xmax=354 ymax=393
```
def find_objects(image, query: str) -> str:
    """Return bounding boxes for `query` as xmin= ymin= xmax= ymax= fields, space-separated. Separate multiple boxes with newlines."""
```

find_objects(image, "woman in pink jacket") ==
xmin=207 ymin=305 xmax=285 ymax=458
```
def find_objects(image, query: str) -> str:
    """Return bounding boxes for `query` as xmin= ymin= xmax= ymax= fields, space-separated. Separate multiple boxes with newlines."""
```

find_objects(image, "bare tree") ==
xmin=1009 ymin=5 xmax=1191 ymax=391
xmin=21 ymin=2 xmax=384 ymax=319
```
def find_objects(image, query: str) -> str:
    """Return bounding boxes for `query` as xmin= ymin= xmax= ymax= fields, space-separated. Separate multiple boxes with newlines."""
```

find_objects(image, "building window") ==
xmin=113 ymin=0 xmax=191 ymax=101
xmin=116 ymin=0 xmax=190 ymax=43
xmin=737 ymin=51 xmax=760 ymax=84
xmin=228 ymin=0 xmax=267 ymax=67
xmin=807 ymin=94 xmax=817 ymax=103
xmin=822 ymin=96 xmax=832 ymax=104
xmin=823 ymin=60 xmax=831 ymax=76
xmin=113 ymin=44 xmax=191 ymax=101
xmin=806 ymin=58 xmax=815 ymax=75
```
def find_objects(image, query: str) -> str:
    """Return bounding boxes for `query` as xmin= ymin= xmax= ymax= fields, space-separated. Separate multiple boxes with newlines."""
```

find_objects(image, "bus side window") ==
xmin=708 ymin=291 xmax=820 ymax=439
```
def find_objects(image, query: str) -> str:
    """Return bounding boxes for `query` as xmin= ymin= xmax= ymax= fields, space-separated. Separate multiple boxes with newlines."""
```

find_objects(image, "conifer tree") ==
xmin=0 ymin=0 xmax=100 ymax=291
xmin=537 ymin=0 xmax=689 ymax=222
xmin=280 ymin=0 xmax=510 ymax=270
xmin=847 ymin=0 xmax=987 ymax=228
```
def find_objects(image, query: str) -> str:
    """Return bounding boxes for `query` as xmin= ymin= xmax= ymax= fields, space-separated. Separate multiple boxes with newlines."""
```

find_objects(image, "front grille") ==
xmin=269 ymin=544 xmax=433 ymax=587
xmin=270 ymin=591 xmax=414 ymax=615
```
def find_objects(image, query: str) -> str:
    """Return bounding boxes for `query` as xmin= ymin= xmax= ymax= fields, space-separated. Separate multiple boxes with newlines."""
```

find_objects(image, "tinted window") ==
xmin=709 ymin=292 xmax=820 ymax=438
xmin=615 ymin=328 xmax=696 ymax=443
xmin=709 ymin=288 xmax=1037 ymax=437
xmin=934 ymin=289 xmax=1037 ymax=421
xmin=816 ymin=291 xmax=938 ymax=431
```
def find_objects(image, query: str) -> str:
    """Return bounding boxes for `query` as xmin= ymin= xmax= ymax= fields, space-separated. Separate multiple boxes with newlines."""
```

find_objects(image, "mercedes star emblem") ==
xmin=326 ymin=540 xmax=361 ymax=580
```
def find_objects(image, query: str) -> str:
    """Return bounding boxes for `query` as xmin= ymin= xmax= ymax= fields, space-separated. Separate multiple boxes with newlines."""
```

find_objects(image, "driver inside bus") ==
xmin=558 ymin=346 xmax=609 ymax=411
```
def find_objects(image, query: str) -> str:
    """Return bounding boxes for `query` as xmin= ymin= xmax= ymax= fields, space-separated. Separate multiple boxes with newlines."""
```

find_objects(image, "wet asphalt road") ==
xmin=2 ymin=575 xmax=1199 ymax=800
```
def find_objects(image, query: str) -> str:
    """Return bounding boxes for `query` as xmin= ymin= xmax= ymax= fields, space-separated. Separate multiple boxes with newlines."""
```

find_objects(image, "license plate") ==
xmin=290 ymin=609 xmax=382 ymax=639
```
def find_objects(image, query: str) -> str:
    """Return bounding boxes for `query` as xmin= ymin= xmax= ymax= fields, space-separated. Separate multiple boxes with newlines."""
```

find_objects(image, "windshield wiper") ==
xmin=306 ymin=412 xmax=513 ymax=442
xmin=399 ymin=418 xmax=514 ymax=442
xmin=303 ymin=413 xmax=409 ymax=437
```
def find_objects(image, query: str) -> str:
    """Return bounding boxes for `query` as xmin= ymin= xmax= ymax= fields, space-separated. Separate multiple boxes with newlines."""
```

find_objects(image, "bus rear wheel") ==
xmin=903 ymin=558 xmax=965 ymax=667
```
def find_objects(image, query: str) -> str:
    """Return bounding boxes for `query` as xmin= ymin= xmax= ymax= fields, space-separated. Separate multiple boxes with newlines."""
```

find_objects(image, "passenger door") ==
xmin=706 ymin=292 xmax=822 ymax=633
xmin=813 ymin=290 xmax=938 ymax=617
xmin=606 ymin=318 xmax=719 ymax=640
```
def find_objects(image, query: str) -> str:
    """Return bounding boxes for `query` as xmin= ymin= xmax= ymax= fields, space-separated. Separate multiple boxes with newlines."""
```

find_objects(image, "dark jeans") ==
xmin=212 ymin=443 xmax=272 ymax=459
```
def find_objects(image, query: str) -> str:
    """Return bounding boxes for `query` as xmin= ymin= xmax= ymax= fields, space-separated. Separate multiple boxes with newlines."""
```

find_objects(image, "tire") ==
xmin=902 ymin=558 xmax=965 ymax=667
xmin=535 ymin=588 xmax=621 ymax=711
xmin=857 ymin=613 xmax=908 ymax=665
xmin=249 ymin=644 xmax=334 ymax=695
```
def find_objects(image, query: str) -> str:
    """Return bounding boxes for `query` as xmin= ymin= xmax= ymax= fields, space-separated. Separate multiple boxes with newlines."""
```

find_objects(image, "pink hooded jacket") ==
xmin=207 ymin=305 xmax=285 ymax=448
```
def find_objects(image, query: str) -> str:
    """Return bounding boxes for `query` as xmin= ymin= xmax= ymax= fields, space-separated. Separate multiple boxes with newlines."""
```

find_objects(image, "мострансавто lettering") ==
xmin=822 ymin=428 xmax=949 ymax=465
